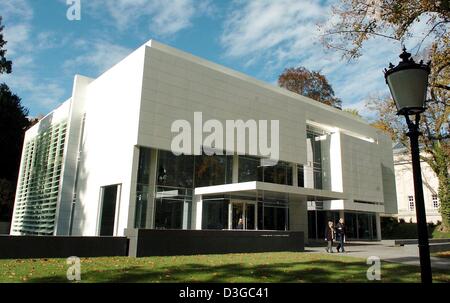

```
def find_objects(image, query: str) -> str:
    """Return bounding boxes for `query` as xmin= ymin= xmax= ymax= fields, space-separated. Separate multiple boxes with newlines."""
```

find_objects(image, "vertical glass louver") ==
xmin=11 ymin=122 xmax=67 ymax=235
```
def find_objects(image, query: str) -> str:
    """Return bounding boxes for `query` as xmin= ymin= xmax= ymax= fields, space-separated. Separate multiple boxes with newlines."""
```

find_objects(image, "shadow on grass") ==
xmin=26 ymin=259 xmax=428 ymax=283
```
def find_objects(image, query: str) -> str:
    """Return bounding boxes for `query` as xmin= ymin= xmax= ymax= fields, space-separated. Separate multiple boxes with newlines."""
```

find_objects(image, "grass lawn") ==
xmin=432 ymin=229 xmax=450 ymax=239
xmin=1 ymin=252 xmax=449 ymax=283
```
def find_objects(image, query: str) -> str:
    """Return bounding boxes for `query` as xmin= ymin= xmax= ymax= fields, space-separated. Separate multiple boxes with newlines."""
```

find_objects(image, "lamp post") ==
xmin=384 ymin=47 xmax=432 ymax=283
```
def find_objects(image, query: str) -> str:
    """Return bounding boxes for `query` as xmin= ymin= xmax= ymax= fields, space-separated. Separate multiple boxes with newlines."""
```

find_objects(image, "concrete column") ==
xmin=339 ymin=210 xmax=345 ymax=220
xmin=292 ymin=164 xmax=298 ymax=186
xmin=182 ymin=197 xmax=190 ymax=230
xmin=289 ymin=195 xmax=308 ymax=241
xmin=232 ymin=153 xmax=239 ymax=183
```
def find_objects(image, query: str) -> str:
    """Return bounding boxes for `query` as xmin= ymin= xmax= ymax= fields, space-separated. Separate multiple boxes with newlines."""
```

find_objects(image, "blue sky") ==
xmin=0 ymin=0 xmax=433 ymax=118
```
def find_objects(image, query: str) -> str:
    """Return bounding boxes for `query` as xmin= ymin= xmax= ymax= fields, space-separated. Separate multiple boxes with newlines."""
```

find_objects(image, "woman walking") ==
xmin=325 ymin=220 xmax=335 ymax=253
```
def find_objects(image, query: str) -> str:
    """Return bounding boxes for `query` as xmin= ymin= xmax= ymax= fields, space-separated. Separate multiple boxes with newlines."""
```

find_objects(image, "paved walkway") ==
xmin=306 ymin=240 xmax=450 ymax=270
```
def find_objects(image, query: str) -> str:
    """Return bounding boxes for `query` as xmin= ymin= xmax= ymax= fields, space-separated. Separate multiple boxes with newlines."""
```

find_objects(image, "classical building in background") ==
xmin=10 ymin=40 xmax=397 ymax=241
xmin=393 ymin=144 xmax=442 ymax=224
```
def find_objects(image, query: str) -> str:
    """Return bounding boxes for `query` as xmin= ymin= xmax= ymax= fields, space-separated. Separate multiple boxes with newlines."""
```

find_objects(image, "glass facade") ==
xmin=238 ymin=155 xmax=292 ymax=185
xmin=199 ymin=194 xmax=289 ymax=231
xmin=157 ymin=150 xmax=194 ymax=188
xmin=308 ymin=210 xmax=378 ymax=240
xmin=154 ymin=186 xmax=192 ymax=229
xmin=133 ymin=131 xmax=378 ymax=237
xmin=134 ymin=149 xmax=233 ymax=229
xmin=134 ymin=148 xmax=152 ymax=228
xmin=12 ymin=121 xmax=67 ymax=235
xmin=202 ymin=196 xmax=229 ymax=230
xmin=155 ymin=150 xmax=194 ymax=229
xmin=195 ymin=154 xmax=232 ymax=187
xmin=304 ymin=126 xmax=331 ymax=190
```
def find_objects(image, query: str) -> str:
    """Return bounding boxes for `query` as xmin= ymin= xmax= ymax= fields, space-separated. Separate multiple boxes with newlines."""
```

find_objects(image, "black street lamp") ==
xmin=384 ymin=48 xmax=432 ymax=283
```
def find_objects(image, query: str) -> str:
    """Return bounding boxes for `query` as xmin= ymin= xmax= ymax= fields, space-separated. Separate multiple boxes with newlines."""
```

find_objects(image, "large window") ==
xmin=257 ymin=192 xmax=289 ymax=230
xmin=154 ymin=150 xmax=194 ymax=229
xmin=238 ymin=155 xmax=261 ymax=182
xmin=261 ymin=161 xmax=292 ymax=185
xmin=258 ymin=202 xmax=288 ymax=230
xmin=134 ymin=147 xmax=152 ymax=228
xmin=202 ymin=196 xmax=229 ymax=230
xmin=238 ymin=155 xmax=292 ymax=185
xmin=157 ymin=150 xmax=194 ymax=188
xmin=309 ymin=211 xmax=377 ymax=240
xmin=154 ymin=186 xmax=192 ymax=229
xmin=195 ymin=154 xmax=233 ymax=187
xmin=298 ymin=165 xmax=304 ymax=187
xmin=305 ymin=126 xmax=331 ymax=190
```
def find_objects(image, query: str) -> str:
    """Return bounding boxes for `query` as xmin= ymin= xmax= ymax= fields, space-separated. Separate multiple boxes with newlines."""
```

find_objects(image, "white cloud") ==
xmin=0 ymin=0 xmax=33 ymax=22
xmin=221 ymin=0 xmax=323 ymax=58
xmin=219 ymin=0 xmax=436 ymax=116
xmin=86 ymin=0 xmax=214 ymax=36
xmin=63 ymin=40 xmax=132 ymax=76
xmin=0 ymin=0 xmax=67 ymax=115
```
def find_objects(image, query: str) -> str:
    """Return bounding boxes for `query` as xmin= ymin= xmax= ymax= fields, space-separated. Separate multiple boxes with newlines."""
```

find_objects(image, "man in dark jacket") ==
xmin=336 ymin=218 xmax=346 ymax=253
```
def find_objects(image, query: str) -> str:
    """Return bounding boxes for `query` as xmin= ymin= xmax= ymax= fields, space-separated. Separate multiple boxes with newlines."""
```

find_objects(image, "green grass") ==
xmin=432 ymin=229 xmax=450 ymax=239
xmin=1 ymin=252 xmax=449 ymax=283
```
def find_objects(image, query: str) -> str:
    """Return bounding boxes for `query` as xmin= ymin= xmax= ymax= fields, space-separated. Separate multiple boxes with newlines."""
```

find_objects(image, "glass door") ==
xmin=229 ymin=201 xmax=257 ymax=230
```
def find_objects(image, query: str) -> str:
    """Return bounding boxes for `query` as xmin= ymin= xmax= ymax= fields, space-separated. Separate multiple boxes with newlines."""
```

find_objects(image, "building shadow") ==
xmin=24 ymin=258 xmax=432 ymax=283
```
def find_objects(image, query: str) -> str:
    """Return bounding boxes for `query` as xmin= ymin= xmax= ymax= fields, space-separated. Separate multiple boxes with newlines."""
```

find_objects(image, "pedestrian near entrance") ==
xmin=237 ymin=218 xmax=244 ymax=229
xmin=325 ymin=220 xmax=335 ymax=253
xmin=336 ymin=218 xmax=346 ymax=253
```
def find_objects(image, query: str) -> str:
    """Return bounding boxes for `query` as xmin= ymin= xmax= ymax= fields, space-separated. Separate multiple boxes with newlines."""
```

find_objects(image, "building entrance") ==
xmin=229 ymin=201 xmax=257 ymax=230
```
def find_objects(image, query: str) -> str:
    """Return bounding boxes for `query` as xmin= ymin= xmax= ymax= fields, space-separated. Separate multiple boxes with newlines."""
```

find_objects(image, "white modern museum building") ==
xmin=10 ymin=40 xmax=398 ymax=241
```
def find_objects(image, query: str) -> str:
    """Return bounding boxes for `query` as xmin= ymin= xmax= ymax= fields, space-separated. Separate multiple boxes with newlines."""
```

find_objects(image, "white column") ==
xmin=194 ymin=195 xmax=203 ymax=230
xmin=289 ymin=195 xmax=308 ymax=234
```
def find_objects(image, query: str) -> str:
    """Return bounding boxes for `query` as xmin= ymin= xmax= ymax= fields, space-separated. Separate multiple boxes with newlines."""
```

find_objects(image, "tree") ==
xmin=343 ymin=108 xmax=363 ymax=118
xmin=322 ymin=0 xmax=450 ymax=230
xmin=0 ymin=84 xmax=30 ymax=181
xmin=0 ymin=17 xmax=12 ymax=74
xmin=0 ymin=17 xmax=29 ymax=226
xmin=0 ymin=179 xmax=14 ymax=222
xmin=278 ymin=67 xmax=342 ymax=109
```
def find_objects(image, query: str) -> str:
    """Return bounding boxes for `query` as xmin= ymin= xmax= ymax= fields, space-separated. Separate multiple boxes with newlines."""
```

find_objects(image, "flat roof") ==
xmin=194 ymin=181 xmax=347 ymax=201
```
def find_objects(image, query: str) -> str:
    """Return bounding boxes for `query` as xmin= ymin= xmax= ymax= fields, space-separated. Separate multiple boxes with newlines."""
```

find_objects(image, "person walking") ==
xmin=324 ymin=220 xmax=335 ymax=253
xmin=336 ymin=218 xmax=346 ymax=253
xmin=237 ymin=218 xmax=244 ymax=230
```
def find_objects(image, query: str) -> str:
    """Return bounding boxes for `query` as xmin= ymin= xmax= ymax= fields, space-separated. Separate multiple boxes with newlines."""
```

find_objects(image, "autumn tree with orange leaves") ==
xmin=278 ymin=67 xmax=342 ymax=109
xmin=322 ymin=0 xmax=449 ymax=230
